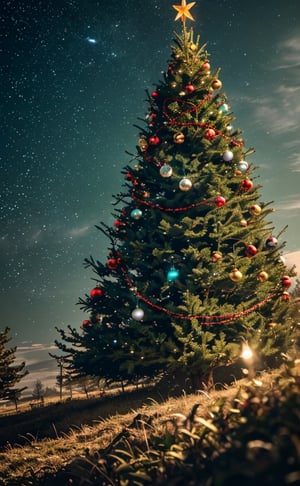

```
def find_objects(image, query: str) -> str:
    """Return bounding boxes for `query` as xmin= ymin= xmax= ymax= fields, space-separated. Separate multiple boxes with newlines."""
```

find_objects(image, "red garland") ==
xmin=161 ymin=96 xmax=244 ymax=148
xmin=142 ymin=95 xmax=243 ymax=168
xmin=132 ymin=191 xmax=212 ymax=212
xmin=121 ymin=268 xmax=278 ymax=325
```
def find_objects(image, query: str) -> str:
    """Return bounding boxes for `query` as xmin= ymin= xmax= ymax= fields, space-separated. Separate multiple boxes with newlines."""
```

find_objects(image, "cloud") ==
xmin=284 ymin=250 xmax=300 ymax=275
xmin=247 ymin=33 xmax=300 ymax=138
xmin=253 ymin=86 xmax=300 ymax=135
xmin=289 ymin=153 xmax=300 ymax=173
xmin=274 ymin=35 xmax=300 ymax=70
xmin=15 ymin=344 xmax=60 ymax=395
xmin=275 ymin=195 xmax=300 ymax=211
xmin=68 ymin=225 xmax=91 ymax=238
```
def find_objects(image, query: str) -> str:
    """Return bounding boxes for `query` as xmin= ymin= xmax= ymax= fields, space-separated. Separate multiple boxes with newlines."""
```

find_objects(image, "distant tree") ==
xmin=53 ymin=357 xmax=65 ymax=401
xmin=32 ymin=379 xmax=45 ymax=402
xmin=0 ymin=327 xmax=28 ymax=404
xmin=76 ymin=375 xmax=98 ymax=399
xmin=44 ymin=386 xmax=58 ymax=398
xmin=8 ymin=388 xmax=23 ymax=412
xmin=62 ymin=370 xmax=77 ymax=399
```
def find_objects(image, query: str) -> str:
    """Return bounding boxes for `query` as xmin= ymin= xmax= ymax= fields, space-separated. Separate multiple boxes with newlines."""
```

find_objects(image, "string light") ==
xmin=241 ymin=342 xmax=254 ymax=361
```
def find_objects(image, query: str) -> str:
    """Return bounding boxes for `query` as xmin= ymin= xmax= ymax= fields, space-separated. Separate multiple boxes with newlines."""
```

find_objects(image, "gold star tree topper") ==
xmin=173 ymin=0 xmax=196 ymax=22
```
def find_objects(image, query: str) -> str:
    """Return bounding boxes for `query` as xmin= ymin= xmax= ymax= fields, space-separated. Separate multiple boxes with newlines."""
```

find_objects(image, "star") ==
xmin=173 ymin=0 xmax=196 ymax=22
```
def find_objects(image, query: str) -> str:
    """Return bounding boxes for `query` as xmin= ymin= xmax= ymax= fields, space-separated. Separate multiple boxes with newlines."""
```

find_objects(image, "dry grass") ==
xmin=0 ymin=366 xmax=286 ymax=485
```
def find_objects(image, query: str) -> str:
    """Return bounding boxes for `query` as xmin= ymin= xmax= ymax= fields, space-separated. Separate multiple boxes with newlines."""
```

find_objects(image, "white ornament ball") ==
xmin=238 ymin=160 xmax=249 ymax=172
xmin=131 ymin=308 xmax=144 ymax=321
xmin=223 ymin=150 xmax=234 ymax=162
xmin=159 ymin=164 xmax=173 ymax=178
xmin=179 ymin=178 xmax=192 ymax=191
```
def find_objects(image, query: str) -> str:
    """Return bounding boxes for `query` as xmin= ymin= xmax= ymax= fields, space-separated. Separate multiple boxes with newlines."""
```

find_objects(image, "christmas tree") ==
xmin=55 ymin=1 xmax=297 ymax=389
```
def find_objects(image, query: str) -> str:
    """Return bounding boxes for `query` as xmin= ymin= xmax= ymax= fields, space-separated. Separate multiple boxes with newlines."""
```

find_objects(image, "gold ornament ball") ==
xmin=249 ymin=204 xmax=262 ymax=216
xmin=179 ymin=178 xmax=192 ymax=191
xmin=229 ymin=268 xmax=243 ymax=282
xmin=268 ymin=322 xmax=277 ymax=328
xmin=240 ymin=219 xmax=248 ymax=227
xmin=173 ymin=132 xmax=185 ymax=144
xmin=257 ymin=271 xmax=269 ymax=282
xmin=212 ymin=79 xmax=222 ymax=90
xmin=139 ymin=137 xmax=148 ymax=152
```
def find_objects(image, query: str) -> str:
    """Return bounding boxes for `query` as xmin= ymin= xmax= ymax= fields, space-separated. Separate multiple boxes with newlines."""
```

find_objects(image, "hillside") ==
xmin=0 ymin=359 xmax=299 ymax=486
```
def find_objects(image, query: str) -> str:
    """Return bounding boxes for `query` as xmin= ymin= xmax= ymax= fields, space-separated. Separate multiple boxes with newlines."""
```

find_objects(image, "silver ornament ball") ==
xmin=160 ymin=164 xmax=173 ymax=178
xmin=131 ymin=308 xmax=144 ymax=321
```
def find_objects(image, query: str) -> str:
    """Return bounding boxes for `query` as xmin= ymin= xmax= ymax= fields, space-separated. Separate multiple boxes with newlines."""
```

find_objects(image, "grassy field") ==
xmin=0 ymin=361 xmax=299 ymax=485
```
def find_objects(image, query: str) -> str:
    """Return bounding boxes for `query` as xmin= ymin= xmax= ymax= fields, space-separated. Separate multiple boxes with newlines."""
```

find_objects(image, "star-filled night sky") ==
xmin=1 ymin=0 xmax=300 ymax=353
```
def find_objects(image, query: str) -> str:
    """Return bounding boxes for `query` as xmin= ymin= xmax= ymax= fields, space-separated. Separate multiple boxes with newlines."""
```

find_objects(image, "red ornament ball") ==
xmin=241 ymin=179 xmax=253 ymax=191
xmin=185 ymin=83 xmax=195 ymax=94
xmin=202 ymin=61 xmax=210 ymax=70
xmin=214 ymin=196 xmax=226 ymax=207
xmin=245 ymin=244 xmax=258 ymax=258
xmin=151 ymin=90 xmax=159 ymax=98
xmin=107 ymin=258 xmax=119 ymax=270
xmin=149 ymin=135 xmax=160 ymax=145
xmin=90 ymin=287 xmax=104 ymax=299
xmin=82 ymin=320 xmax=91 ymax=329
xmin=282 ymin=291 xmax=290 ymax=301
xmin=114 ymin=220 xmax=125 ymax=228
xmin=281 ymin=275 xmax=292 ymax=288
xmin=205 ymin=128 xmax=216 ymax=140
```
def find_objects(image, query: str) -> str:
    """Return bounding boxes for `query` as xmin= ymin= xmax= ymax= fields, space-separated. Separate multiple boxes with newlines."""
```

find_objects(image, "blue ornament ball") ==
xmin=218 ymin=103 xmax=229 ymax=114
xmin=130 ymin=208 xmax=143 ymax=220
xmin=167 ymin=267 xmax=179 ymax=282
